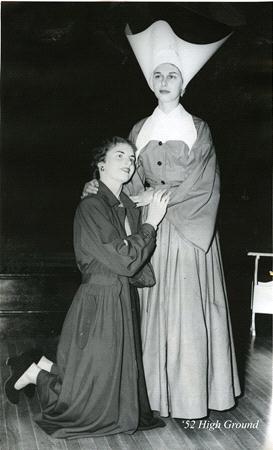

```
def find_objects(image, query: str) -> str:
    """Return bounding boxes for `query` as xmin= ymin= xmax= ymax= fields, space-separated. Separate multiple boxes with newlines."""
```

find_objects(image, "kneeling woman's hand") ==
xmin=130 ymin=188 xmax=154 ymax=207
xmin=146 ymin=190 xmax=170 ymax=229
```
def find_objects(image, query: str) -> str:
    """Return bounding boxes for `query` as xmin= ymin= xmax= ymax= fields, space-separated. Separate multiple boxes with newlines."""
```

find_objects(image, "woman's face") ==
xmin=152 ymin=63 xmax=183 ymax=104
xmin=99 ymin=143 xmax=136 ymax=185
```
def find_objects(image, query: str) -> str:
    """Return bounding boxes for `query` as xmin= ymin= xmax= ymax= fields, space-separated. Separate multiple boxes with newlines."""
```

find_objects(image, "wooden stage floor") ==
xmin=0 ymin=335 xmax=272 ymax=450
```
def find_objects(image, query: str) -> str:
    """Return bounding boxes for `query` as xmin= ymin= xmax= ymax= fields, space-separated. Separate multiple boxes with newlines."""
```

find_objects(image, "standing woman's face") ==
xmin=152 ymin=63 xmax=183 ymax=104
xmin=98 ymin=143 xmax=136 ymax=185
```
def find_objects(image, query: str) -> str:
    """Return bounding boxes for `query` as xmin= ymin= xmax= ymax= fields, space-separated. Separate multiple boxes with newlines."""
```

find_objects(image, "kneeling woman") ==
xmin=5 ymin=136 xmax=169 ymax=439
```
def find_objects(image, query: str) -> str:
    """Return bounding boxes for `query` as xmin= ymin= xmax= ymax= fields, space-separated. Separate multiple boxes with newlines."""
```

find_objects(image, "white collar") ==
xmin=135 ymin=104 xmax=197 ymax=159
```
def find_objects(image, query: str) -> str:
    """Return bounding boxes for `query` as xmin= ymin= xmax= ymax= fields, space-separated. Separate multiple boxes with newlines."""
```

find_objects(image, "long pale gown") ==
xmin=124 ymin=110 xmax=241 ymax=419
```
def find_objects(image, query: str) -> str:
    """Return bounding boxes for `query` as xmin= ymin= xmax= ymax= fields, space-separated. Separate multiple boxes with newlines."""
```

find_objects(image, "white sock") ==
xmin=37 ymin=356 xmax=53 ymax=372
xmin=14 ymin=363 xmax=40 ymax=390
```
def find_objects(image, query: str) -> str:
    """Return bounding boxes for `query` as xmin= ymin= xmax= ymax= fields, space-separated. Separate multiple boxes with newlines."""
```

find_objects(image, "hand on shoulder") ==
xmin=81 ymin=179 xmax=99 ymax=199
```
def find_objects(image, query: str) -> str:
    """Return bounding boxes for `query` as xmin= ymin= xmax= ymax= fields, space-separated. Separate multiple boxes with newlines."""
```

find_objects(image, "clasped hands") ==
xmin=82 ymin=180 xmax=167 ymax=207
xmin=81 ymin=180 xmax=170 ymax=227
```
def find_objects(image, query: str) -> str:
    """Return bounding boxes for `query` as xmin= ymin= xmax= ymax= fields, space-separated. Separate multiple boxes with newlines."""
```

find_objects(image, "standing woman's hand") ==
xmin=81 ymin=179 xmax=99 ymax=199
xmin=146 ymin=190 xmax=170 ymax=229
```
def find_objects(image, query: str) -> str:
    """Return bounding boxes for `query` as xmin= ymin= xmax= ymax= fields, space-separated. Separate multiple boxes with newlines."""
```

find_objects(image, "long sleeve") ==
xmin=74 ymin=196 xmax=156 ymax=278
xmin=166 ymin=121 xmax=220 ymax=253
xmin=126 ymin=206 xmax=156 ymax=288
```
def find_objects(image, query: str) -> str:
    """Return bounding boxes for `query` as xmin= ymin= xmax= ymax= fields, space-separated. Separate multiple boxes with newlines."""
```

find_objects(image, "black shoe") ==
xmin=6 ymin=348 xmax=43 ymax=398
xmin=5 ymin=349 xmax=43 ymax=404
xmin=5 ymin=366 xmax=32 ymax=405
xmin=4 ymin=376 xmax=20 ymax=404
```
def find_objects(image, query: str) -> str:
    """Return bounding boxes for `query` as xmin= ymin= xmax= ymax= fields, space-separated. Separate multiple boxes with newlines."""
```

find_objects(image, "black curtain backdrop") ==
xmin=1 ymin=2 xmax=272 ymax=281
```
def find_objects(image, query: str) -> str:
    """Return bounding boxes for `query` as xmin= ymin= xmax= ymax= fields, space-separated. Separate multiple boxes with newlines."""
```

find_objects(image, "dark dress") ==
xmin=35 ymin=181 xmax=159 ymax=439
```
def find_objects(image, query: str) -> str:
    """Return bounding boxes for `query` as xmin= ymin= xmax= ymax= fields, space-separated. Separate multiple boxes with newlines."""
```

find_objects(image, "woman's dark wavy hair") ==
xmin=91 ymin=136 xmax=137 ymax=179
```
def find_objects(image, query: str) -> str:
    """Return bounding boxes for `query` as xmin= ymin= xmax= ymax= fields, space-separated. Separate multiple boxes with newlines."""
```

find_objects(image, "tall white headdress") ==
xmin=125 ymin=20 xmax=231 ymax=89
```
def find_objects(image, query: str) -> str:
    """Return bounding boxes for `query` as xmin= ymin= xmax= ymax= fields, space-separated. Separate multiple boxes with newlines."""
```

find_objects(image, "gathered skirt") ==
xmin=139 ymin=217 xmax=241 ymax=419
xmin=35 ymin=282 xmax=156 ymax=439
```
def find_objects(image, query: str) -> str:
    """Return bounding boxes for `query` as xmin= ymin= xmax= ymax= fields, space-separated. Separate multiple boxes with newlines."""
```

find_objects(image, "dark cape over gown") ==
xmin=34 ymin=181 xmax=158 ymax=439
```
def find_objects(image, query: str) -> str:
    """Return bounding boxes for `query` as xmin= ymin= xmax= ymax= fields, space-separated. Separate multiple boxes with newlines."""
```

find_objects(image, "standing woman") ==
xmin=5 ymin=136 xmax=168 ymax=438
xmin=124 ymin=20 xmax=241 ymax=419
xmin=83 ymin=21 xmax=241 ymax=420
xmin=83 ymin=20 xmax=241 ymax=419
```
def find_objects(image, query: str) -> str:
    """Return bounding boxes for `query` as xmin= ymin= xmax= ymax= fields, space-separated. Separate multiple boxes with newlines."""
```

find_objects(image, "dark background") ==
xmin=1 ymin=3 xmax=272 ymax=342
